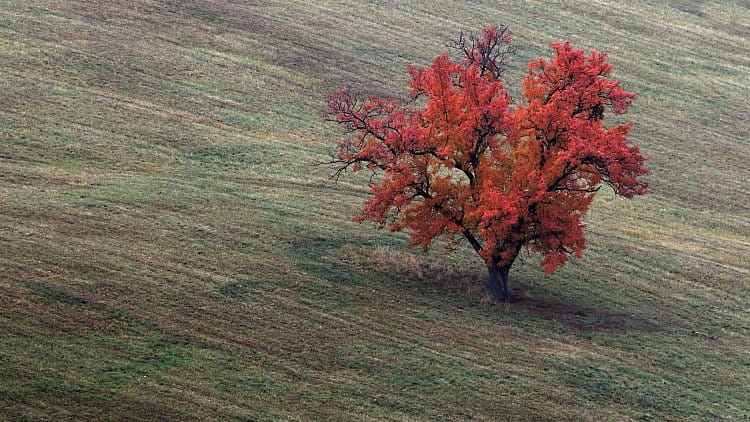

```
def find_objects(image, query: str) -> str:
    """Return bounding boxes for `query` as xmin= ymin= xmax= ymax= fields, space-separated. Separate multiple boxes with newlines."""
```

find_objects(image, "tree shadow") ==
xmin=511 ymin=296 xmax=663 ymax=333
xmin=300 ymin=241 xmax=663 ymax=334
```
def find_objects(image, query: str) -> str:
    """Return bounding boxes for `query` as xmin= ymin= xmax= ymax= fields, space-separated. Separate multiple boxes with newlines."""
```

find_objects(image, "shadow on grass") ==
xmin=511 ymin=297 xmax=662 ymax=333
xmin=290 ymin=237 xmax=664 ymax=333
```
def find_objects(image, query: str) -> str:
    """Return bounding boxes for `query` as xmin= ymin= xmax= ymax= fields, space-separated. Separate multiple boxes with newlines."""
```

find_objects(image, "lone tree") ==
xmin=324 ymin=25 xmax=648 ymax=302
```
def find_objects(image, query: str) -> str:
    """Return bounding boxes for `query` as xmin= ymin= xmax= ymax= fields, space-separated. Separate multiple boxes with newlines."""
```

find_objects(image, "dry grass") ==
xmin=335 ymin=244 xmax=489 ymax=301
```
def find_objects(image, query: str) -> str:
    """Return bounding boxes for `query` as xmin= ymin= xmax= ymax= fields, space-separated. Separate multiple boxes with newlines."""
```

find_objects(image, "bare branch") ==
xmin=448 ymin=24 xmax=516 ymax=80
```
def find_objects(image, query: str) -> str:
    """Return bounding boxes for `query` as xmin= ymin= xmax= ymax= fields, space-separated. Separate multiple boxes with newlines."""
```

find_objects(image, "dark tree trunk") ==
xmin=487 ymin=263 xmax=511 ymax=303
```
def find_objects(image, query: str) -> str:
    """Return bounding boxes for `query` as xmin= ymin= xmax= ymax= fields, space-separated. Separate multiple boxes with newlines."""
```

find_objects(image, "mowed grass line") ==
xmin=1 ymin=0 xmax=748 ymax=420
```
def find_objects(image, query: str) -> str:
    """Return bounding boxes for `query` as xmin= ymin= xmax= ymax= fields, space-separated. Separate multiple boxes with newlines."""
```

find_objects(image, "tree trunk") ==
xmin=487 ymin=263 xmax=511 ymax=303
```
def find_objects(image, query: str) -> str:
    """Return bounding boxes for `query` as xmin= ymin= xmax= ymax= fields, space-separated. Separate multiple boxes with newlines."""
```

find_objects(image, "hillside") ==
xmin=1 ymin=0 xmax=749 ymax=420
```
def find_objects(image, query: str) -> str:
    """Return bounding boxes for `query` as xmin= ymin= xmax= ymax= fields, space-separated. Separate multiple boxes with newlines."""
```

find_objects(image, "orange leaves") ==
xmin=326 ymin=25 xmax=647 ymax=275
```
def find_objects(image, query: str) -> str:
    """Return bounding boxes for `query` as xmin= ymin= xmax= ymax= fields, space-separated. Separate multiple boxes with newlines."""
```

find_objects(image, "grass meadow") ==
xmin=0 ymin=0 xmax=748 ymax=420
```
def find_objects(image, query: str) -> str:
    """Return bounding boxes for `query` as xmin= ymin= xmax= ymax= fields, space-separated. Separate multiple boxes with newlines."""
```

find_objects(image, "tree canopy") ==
xmin=325 ymin=25 xmax=648 ymax=302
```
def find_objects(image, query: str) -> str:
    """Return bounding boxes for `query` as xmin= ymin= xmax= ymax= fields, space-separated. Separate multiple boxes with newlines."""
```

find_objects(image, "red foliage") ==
xmin=325 ymin=26 xmax=647 ymax=281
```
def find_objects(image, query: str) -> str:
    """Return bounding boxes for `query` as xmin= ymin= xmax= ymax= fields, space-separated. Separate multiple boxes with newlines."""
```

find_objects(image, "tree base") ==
xmin=485 ymin=292 xmax=519 ymax=304
xmin=486 ymin=264 xmax=512 ymax=303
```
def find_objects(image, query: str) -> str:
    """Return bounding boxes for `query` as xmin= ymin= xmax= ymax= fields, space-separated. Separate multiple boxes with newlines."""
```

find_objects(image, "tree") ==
xmin=324 ymin=25 xmax=648 ymax=302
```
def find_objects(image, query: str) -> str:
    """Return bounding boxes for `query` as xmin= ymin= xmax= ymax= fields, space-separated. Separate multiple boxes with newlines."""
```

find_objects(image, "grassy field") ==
xmin=1 ymin=0 xmax=748 ymax=420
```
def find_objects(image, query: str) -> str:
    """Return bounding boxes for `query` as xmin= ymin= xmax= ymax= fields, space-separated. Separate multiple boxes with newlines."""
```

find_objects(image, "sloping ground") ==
xmin=0 ymin=0 xmax=748 ymax=420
